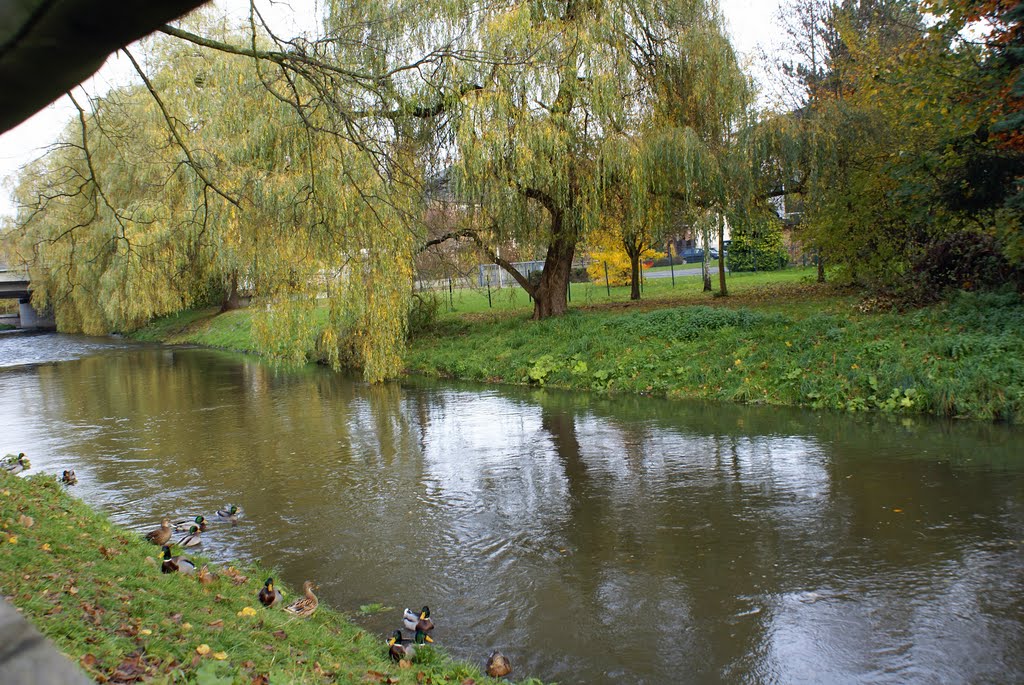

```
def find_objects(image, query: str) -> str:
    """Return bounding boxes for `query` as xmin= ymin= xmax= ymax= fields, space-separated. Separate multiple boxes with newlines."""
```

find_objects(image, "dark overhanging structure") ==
xmin=0 ymin=0 xmax=208 ymax=133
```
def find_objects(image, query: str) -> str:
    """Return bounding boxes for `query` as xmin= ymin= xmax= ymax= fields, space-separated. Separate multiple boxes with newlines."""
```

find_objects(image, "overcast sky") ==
xmin=0 ymin=0 xmax=784 ymax=219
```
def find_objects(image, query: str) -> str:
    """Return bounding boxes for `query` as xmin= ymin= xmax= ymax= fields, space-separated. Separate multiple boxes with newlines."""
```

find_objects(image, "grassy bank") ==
xmin=0 ymin=472 xmax=529 ymax=684
xmin=129 ymin=271 xmax=1024 ymax=422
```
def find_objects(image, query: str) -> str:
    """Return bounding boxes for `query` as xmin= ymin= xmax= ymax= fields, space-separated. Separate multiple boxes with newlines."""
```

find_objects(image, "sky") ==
xmin=0 ymin=0 xmax=784 ymax=219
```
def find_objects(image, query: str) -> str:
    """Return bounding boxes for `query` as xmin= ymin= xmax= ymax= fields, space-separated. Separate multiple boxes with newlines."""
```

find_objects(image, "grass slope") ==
xmin=0 ymin=472 xmax=532 ymax=684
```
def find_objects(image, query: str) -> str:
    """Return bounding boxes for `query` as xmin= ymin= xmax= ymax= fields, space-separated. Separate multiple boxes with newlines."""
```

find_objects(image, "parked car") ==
xmin=708 ymin=247 xmax=719 ymax=260
xmin=679 ymin=247 xmax=704 ymax=263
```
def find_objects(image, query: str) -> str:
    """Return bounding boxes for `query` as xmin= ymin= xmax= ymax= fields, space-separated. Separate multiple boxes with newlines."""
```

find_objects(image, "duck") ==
xmin=177 ymin=525 xmax=202 ymax=547
xmin=160 ymin=545 xmax=196 ymax=574
xmin=146 ymin=518 xmax=173 ymax=546
xmin=403 ymin=606 xmax=435 ymax=643
xmin=60 ymin=470 xmax=77 ymax=485
xmin=2 ymin=453 xmax=30 ymax=474
xmin=216 ymin=504 xmax=241 ymax=524
xmin=197 ymin=565 xmax=216 ymax=585
xmin=486 ymin=650 xmax=512 ymax=678
xmin=258 ymin=577 xmax=284 ymax=607
xmin=283 ymin=580 xmax=318 ymax=617
xmin=387 ymin=630 xmax=414 ymax=662
xmin=173 ymin=515 xmax=207 ymax=532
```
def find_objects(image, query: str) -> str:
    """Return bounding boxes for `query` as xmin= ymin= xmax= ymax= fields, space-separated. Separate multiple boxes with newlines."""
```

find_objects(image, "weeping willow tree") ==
xmin=11 ymin=9 xmax=425 ymax=381
xmin=433 ymin=0 xmax=750 ymax=316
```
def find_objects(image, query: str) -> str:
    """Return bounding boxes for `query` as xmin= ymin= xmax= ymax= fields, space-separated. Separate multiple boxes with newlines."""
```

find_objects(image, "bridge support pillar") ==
xmin=18 ymin=297 xmax=55 ymax=330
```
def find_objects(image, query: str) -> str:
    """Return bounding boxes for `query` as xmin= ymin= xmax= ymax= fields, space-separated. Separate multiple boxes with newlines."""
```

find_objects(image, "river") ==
xmin=1 ymin=330 xmax=1022 ymax=684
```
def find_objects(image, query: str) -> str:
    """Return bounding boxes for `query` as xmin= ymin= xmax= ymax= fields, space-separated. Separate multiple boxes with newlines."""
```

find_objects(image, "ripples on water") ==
xmin=1 ymin=333 xmax=1022 ymax=684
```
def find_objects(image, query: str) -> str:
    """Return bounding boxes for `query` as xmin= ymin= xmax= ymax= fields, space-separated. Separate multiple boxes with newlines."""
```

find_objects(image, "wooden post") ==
xmin=604 ymin=261 xmax=611 ymax=297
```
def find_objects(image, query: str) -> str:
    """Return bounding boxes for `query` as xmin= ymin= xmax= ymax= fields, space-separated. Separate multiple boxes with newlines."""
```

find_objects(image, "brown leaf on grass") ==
xmin=115 ymin=623 xmax=139 ymax=637
xmin=272 ymin=629 xmax=287 ymax=640
xmin=223 ymin=566 xmax=249 ymax=585
xmin=363 ymin=672 xmax=387 ymax=683
xmin=461 ymin=679 xmax=476 ymax=685
xmin=415 ymin=672 xmax=430 ymax=684
xmin=213 ymin=594 xmax=226 ymax=602
xmin=241 ymin=660 xmax=255 ymax=670
xmin=99 ymin=545 xmax=121 ymax=559
xmin=207 ymin=619 xmax=225 ymax=629
xmin=80 ymin=654 xmax=99 ymax=668
xmin=251 ymin=675 xmax=270 ymax=685
xmin=399 ymin=659 xmax=412 ymax=669
xmin=17 ymin=514 xmax=33 ymax=527
xmin=45 ymin=604 xmax=64 ymax=616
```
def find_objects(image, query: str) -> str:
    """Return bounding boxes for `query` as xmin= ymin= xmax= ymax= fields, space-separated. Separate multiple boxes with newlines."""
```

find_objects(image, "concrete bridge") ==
xmin=0 ymin=269 xmax=55 ymax=329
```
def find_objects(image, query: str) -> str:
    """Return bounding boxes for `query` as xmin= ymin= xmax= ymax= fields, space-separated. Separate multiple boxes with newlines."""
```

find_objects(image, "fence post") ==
xmin=604 ymin=261 xmax=610 ymax=297
xmin=448 ymin=277 xmax=454 ymax=311
xmin=487 ymin=275 xmax=492 ymax=308
xmin=669 ymin=246 xmax=675 ymax=287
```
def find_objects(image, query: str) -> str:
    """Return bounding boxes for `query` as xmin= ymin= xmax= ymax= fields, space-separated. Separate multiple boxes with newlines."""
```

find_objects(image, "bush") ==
xmin=408 ymin=291 xmax=442 ymax=336
xmin=909 ymin=231 xmax=1023 ymax=302
xmin=727 ymin=218 xmax=789 ymax=272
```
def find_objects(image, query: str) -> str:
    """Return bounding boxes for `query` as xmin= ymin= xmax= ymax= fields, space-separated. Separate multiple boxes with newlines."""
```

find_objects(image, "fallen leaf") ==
xmin=399 ymin=659 xmax=412 ymax=669
xmin=196 ymin=644 xmax=211 ymax=656
xmin=18 ymin=514 xmax=34 ymax=528
xmin=80 ymin=654 xmax=99 ymax=668
xmin=272 ymin=630 xmax=287 ymax=640
xmin=39 ymin=543 xmax=51 ymax=551
xmin=207 ymin=619 xmax=225 ymax=629
xmin=182 ymin=622 xmax=193 ymax=631
xmin=461 ymin=679 xmax=476 ymax=685
xmin=237 ymin=606 xmax=258 ymax=617
xmin=213 ymin=652 xmax=228 ymax=661
xmin=251 ymin=676 xmax=270 ymax=685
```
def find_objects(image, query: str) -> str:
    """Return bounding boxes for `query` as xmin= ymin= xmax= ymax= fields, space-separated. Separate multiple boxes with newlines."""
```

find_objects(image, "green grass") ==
xmin=0 ymin=472 xmax=538 ymax=684
xmin=407 ymin=288 xmax=1024 ymax=422
xmin=130 ymin=269 xmax=1024 ymax=422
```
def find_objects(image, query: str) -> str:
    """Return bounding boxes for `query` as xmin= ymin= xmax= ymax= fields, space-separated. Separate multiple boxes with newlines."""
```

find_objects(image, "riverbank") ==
xmin=129 ymin=277 xmax=1024 ymax=422
xmin=0 ymin=472 xmax=526 ymax=684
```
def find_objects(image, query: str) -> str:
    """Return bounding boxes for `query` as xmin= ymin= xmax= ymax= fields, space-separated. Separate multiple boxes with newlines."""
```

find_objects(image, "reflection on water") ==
xmin=1 ymin=334 xmax=1022 ymax=684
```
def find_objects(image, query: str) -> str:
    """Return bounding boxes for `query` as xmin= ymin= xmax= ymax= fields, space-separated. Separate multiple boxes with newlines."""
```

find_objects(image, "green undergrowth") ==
xmin=406 ymin=289 xmax=1024 ymax=422
xmin=0 ymin=472 xmax=536 ymax=684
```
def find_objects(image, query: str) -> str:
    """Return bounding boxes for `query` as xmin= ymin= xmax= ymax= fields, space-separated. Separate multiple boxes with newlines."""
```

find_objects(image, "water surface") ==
xmin=1 ymin=331 xmax=1022 ymax=684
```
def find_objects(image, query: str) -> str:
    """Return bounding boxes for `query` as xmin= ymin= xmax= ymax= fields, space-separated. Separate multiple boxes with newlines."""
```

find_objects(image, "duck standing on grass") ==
xmin=177 ymin=524 xmax=202 ymax=547
xmin=160 ymin=545 xmax=196 ymax=574
xmin=146 ymin=518 xmax=172 ymax=546
xmin=283 ymin=581 xmax=318 ymax=617
xmin=258 ymin=577 xmax=284 ymax=607
xmin=387 ymin=630 xmax=414 ymax=662
xmin=403 ymin=606 xmax=435 ymax=643
xmin=486 ymin=650 xmax=512 ymax=678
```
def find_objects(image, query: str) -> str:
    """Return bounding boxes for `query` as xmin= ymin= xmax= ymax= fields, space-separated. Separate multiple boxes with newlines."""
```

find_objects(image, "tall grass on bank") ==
xmin=0 ymin=472 xmax=531 ymax=684
xmin=406 ymin=290 xmax=1024 ymax=422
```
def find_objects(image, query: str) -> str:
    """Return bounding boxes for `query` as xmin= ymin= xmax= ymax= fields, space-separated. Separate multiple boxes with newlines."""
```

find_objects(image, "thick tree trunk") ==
xmin=817 ymin=254 xmax=826 ymax=283
xmin=533 ymin=233 xmax=575 ymax=319
xmin=221 ymin=270 xmax=241 ymax=312
xmin=625 ymin=240 xmax=642 ymax=301
xmin=702 ymin=260 xmax=712 ymax=292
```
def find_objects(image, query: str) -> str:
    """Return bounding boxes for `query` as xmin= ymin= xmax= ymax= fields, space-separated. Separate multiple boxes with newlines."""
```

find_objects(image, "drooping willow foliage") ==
xmin=10 ymin=0 xmax=763 ymax=376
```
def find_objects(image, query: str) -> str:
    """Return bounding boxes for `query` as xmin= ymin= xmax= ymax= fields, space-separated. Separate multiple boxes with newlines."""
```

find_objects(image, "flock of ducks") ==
xmin=3 ymin=456 xmax=514 ymax=680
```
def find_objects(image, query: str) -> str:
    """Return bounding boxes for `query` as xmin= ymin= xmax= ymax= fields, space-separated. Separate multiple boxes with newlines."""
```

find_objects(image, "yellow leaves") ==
xmin=213 ymin=651 xmax=228 ymax=661
xmin=196 ymin=644 xmax=211 ymax=656
xmin=182 ymin=622 xmax=193 ymax=631
xmin=734 ymin=359 xmax=743 ymax=366
xmin=237 ymin=606 xmax=257 ymax=617
xmin=5 ymin=535 xmax=17 ymax=544
xmin=39 ymin=543 xmax=51 ymax=552
xmin=140 ymin=629 xmax=153 ymax=636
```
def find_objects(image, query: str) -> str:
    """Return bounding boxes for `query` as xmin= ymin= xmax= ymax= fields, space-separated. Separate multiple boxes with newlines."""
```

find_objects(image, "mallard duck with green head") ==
xmin=2 ymin=453 xmax=30 ymax=474
xmin=387 ymin=630 xmax=415 ymax=662
xmin=216 ymin=504 xmax=241 ymax=524
xmin=160 ymin=545 xmax=196 ymax=574
xmin=258 ymin=577 xmax=284 ymax=607
xmin=146 ymin=518 xmax=172 ymax=546
xmin=177 ymin=525 xmax=202 ymax=547
xmin=173 ymin=515 xmax=207 ymax=532
xmin=283 ymin=581 xmax=318 ymax=617
xmin=403 ymin=606 xmax=435 ymax=643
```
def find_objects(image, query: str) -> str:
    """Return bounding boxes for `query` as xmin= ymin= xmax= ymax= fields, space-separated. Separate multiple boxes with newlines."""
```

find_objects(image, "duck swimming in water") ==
xmin=60 ymin=470 xmax=77 ymax=485
xmin=177 ymin=525 xmax=202 ymax=547
xmin=216 ymin=504 xmax=241 ymax=524
xmin=173 ymin=515 xmax=207 ymax=532
xmin=403 ymin=606 xmax=434 ymax=643
xmin=2 ymin=453 xmax=30 ymax=474
xmin=486 ymin=650 xmax=512 ymax=678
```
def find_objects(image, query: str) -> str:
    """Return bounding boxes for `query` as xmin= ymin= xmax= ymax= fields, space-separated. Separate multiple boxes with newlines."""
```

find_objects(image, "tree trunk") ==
xmin=533 ymin=218 xmax=576 ymax=319
xmin=702 ymin=260 xmax=712 ymax=291
xmin=817 ymin=254 xmax=826 ymax=283
xmin=221 ymin=270 xmax=241 ymax=312
xmin=624 ymin=238 xmax=642 ymax=301
xmin=718 ymin=214 xmax=728 ymax=296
